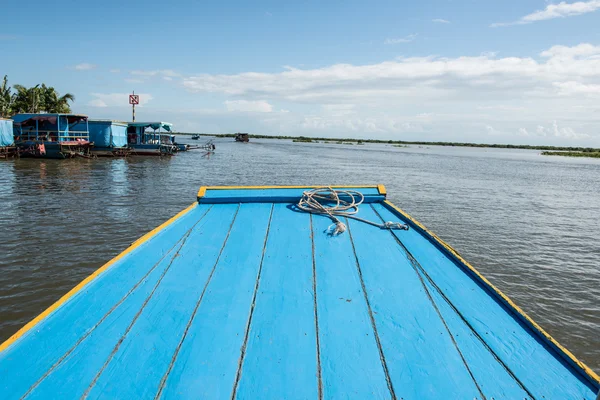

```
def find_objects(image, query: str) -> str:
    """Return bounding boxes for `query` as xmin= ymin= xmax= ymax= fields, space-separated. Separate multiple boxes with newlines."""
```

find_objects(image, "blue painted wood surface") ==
xmin=347 ymin=206 xmax=482 ymax=399
xmin=234 ymin=203 xmax=319 ymax=399
xmin=158 ymin=203 xmax=273 ymax=399
xmin=0 ymin=187 xmax=598 ymax=400
xmin=199 ymin=187 xmax=384 ymax=204
xmin=311 ymin=212 xmax=391 ymax=399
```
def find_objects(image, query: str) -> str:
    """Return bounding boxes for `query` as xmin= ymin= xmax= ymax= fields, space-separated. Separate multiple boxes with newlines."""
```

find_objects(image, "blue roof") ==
xmin=0 ymin=186 xmax=598 ymax=399
xmin=87 ymin=119 xmax=128 ymax=126
xmin=128 ymin=121 xmax=173 ymax=131
xmin=11 ymin=113 xmax=88 ymax=123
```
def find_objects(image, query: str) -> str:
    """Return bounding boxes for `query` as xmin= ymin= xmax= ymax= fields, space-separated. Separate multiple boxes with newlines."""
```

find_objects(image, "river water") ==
xmin=0 ymin=137 xmax=599 ymax=372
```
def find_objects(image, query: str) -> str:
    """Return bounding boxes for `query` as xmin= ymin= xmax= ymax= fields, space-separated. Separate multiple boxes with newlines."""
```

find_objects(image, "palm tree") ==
xmin=1 ymin=78 xmax=75 ymax=114
xmin=0 ymin=75 xmax=13 ymax=117
xmin=43 ymin=87 xmax=75 ymax=113
xmin=12 ymin=84 xmax=41 ymax=113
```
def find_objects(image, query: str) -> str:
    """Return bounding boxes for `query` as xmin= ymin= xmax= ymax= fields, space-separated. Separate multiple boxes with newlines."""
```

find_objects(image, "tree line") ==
xmin=179 ymin=133 xmax=600 ymax=152
xmin=0 ymin=75 xmax=75 ymax=118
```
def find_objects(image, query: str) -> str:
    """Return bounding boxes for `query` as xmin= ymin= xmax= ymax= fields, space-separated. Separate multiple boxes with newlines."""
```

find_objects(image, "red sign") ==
xmin=129 ymin=94 xmax=140 ymax=105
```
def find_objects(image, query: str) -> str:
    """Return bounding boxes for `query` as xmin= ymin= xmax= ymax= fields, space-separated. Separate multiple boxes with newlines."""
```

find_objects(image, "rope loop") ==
xmin=298 ymin=187 xmax=409 ymax=235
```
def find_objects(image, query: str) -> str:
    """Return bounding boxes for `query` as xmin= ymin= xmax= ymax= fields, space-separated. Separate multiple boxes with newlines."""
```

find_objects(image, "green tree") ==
xmin=12 ymin=84 xmax=41 ymax=113
xmin=0 ymin=75 xmax=13 ymax=117
xmin=8 ymin=82 xmax=75 ymax=114
xmin=40 ymin=84 xmax=75 ymax=113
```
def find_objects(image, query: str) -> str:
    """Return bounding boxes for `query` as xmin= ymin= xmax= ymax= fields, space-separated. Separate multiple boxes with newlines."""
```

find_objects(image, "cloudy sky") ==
xmin=2 ymin=0 xmax=600 ymax=145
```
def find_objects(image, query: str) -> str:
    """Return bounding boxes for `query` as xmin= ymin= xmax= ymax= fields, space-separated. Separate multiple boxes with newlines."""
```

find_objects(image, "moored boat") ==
xmin=191 ymin=134 xmax=200 ymax=140
xmin=171 ymin=135 xmax=189 ymax=152
xmin=0 ymin=185 xmax=598 ymax=399
xmin=0 ymin=118 xmax=17 ymax=158
xmin=127 ymin=121 xmax=176 ymax=156
xmin=235 ymin=132 xmax=249 ymax=142
xmin=73 ymin=119 xmax=131 ymax=157
xmin=12 ymin=114 xmax=92 ymax=159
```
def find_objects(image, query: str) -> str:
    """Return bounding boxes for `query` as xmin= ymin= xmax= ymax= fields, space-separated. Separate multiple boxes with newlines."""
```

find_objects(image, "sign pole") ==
xmin=129 ymin=92 xmax=139 ymax=122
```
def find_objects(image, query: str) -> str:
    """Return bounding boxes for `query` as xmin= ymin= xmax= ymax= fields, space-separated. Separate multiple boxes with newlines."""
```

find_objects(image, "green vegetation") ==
xmin=541 ymin=151 xmax=600 ymax=158
xmin=0 ymin=75 xmax=75 ymax=117
xmin=177 ymin=132 xmax=600 ymax=153
xmin=292 ymin=137 xmax=315 ymax=143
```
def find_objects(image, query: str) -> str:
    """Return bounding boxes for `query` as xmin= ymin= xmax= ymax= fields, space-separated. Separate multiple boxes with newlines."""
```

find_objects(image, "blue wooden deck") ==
xmin=1 ymin=186 xmax=598 ymax=399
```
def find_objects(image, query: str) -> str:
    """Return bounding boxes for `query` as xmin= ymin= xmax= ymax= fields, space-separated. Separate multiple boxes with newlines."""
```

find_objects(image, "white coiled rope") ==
xmin=297 ymin=187 xmax=409 ymax=235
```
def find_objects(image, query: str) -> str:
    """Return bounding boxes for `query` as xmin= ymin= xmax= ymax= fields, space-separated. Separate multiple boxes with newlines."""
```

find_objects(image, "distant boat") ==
xmin=235 ymin=133 xmax=249 ymax=142
xmin=191 ymin=134 xmax=200 ymax=140
xmin=1 ymin=185 xmax=598 ymax=399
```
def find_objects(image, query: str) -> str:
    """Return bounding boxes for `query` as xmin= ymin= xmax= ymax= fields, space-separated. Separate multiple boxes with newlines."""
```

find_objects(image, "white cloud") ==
xmin=384 ymin=34 xmax=417 ymax=44
xmin=182 ymin=44 xmax=600 ymax=101
xmin=492 ymin=0 xmax=600 ymax=27
xmin=480 ymin=51 xmax=498 ymax=58
xmin=174 ymin=43 xmax=600 ymax=144
xmin=110 ymin=69 xmax=121 ymax=73
xmin=536 ymin=121 xmax=590 ymax=139
xmin=88 ymin=93 xmax=154 ymax=107
xmin=130 ymin=69 xmax=180 ymax=78
xmin=72 ymin=63 xmax=96 ymax=71
xmin=125 ymin=78 xmax=144 ymax=84
xmin=224 ymin=100 xmax=273 ymax=113
xmin=518 ymin=127 xmax=530 ymax=137
xmin=553 ymin=81 xmax=600 ymax=95
xmin=432 ymin=18 xmax=450 ymax=24
xmin=163 ymin=76 xmax=173 ymax=81
xmin=88 ymin=99 xmax=107 ymax=108
xmin=321 ymin=104 xmax=356 ymax=117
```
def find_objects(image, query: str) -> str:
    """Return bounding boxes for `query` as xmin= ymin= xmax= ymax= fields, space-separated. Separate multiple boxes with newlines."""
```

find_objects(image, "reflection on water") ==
xmin=0 ymin=137 xmax=599 ymax=372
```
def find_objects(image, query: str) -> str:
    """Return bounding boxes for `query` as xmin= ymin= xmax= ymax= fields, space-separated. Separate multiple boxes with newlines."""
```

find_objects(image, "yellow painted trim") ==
xmin=200 ymin=185 xmax=380 ymax=190
xmin=383 ymin=200 xmax=600 ymax=386
xmin=0 ymin=202 xmax=198 ymax=353
xmin=197 ymin=185 xmax=383 ymax=199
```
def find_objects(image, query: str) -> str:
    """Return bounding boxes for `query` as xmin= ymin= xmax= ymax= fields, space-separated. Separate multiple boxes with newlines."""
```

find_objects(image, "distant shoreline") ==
xmin=174 ymin=132 xmax=600 ymax=154
xmin=541 ymin=151 xmax=600 ymax=158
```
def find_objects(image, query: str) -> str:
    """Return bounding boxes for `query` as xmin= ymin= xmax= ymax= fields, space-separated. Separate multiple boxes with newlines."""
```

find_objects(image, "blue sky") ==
xmin=2 ymin=0 xmax=600 ymax=145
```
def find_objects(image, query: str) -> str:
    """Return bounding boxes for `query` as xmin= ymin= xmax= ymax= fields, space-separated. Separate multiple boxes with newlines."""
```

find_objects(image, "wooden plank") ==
xmin=157 ymin=203 xmax=273 ymax=399
xmin=423 ymin=277 xmax=532 ymax=399
xmin=373 ymin=203 xmax=598 ymax=399
xmin=0 ymin=205 xmax=210 ymax=398
xmin=25 ymin=235 xmax=189 ymax=399
xmin=310 ymin=213 xmax=391 ymax=399
xmin=17 ymin=204 xmax=238 ymax=399
xmin=81 ymin=204 xmax=239 ymax=399
xmin=200 ymin=187 xmax=384 ymax=204
xmin=346 ymin=205 xmax=483 ymax=399
xmin=234 ymin=204 xmax=318 ymax=400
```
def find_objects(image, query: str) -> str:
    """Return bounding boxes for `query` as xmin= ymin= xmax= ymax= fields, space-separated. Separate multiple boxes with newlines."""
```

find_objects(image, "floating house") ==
xmin=12 ymin=114 xmax=91 ymax=159
xmin=127 ymin=122 xmax=176 ymax=156
xmin=73 ymin=119 xmax=130 ymax=157
xmin=0 ymin=185 xmax=598 ymax=399
xmin=0 ymin=118 xmax=17 ymax=158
